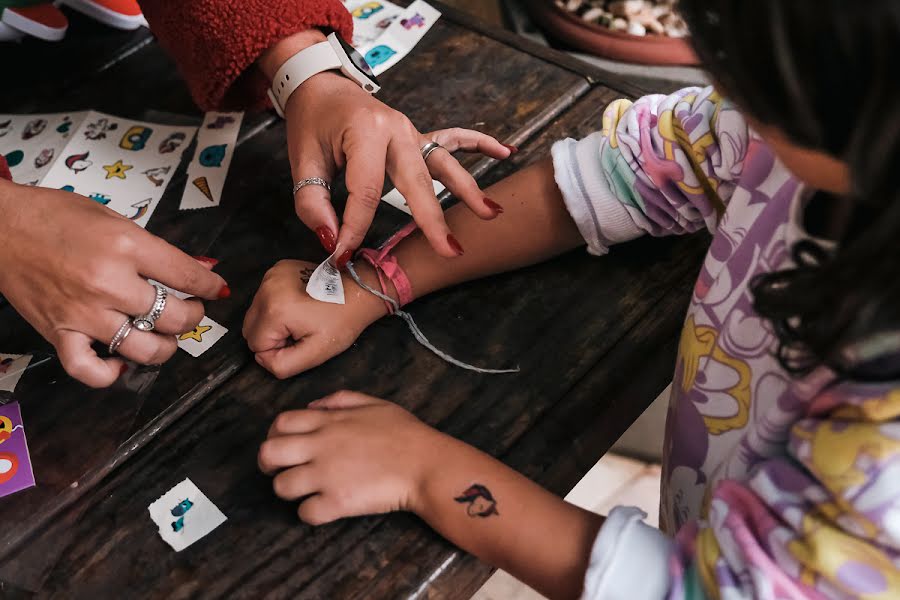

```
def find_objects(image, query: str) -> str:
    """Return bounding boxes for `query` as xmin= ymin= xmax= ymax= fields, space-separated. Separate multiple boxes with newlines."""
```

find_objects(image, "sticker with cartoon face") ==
xmin=352 ymin=2 xmax=383 ymax=19
xmin=22 ymin=118 xmax=47 ymax=140
xmin=364 ymin=45 xmax=397 ymax=68
xmin=158 ymin=131 xmax=187 ymax=154
xmin=198 ymin=144 xmax=227 ymax=168
xmin=120 ymin=125 xmax=153 ymax=151
xmin=89 ymin=193 xmax=112 ymax=206
xmin=84 ymin=117 xmax=118 ymax=141
xmin=65 ymin=151 xmax=92 ymax=174
xmin=0 ymin=119 xmax=12 ymax=138
xmin=34 ymin=148 xmax=54 ymax=169
xmin=56 ymin=116 xmax=73 ymax=136
xmin=103 ymin=159 xmax=133 ymax=180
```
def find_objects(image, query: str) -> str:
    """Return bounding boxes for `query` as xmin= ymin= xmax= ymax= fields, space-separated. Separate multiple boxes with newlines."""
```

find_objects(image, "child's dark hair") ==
xmin=679 ymin=0 xmax=900 ymax=381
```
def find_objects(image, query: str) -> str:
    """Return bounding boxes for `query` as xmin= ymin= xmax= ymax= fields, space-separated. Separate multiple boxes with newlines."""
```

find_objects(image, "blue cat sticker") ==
xmin=365 ymin=45 xmax=397 ymax=68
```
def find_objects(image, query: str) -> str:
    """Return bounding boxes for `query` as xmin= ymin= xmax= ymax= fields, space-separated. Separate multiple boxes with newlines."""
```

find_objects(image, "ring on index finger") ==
xmin=292 ymin=177 xmax=331 ymax=196
xmin=420 ymin=141 xmax=444 ymax=163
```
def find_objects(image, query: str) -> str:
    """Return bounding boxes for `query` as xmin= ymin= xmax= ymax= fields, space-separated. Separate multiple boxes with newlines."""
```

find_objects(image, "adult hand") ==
xmin=0 ymin=181 xmax=229 ymax=388
xmin=260 ymin=32 xmax=515 ymax=266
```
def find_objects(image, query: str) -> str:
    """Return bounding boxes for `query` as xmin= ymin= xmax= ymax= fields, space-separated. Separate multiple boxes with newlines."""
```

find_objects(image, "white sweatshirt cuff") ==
xmin=551 ymin=134 xmax=643 ymax=256
xmin=581 ymin=506 xmax=674 ymax=600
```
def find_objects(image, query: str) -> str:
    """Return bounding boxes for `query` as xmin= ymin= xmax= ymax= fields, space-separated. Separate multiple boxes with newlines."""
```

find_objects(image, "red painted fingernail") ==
xmin=447 ymin=234 xmax=465 ymax=256
xmin=483 ymin=197 xmax=504 ymax=215
xmin=218 ymin=285 xmax=232 ymax=299
xmin=193 ymin=255 xmax=219 ymax=267
xmin=335 ymin=249 xmax=354 ymax=269
xmin=120 ymin=363 xmax=129 ymax=376
xmin=315 ymin=226 xmax=337 ymax=253
xmin=502 ymin=143 xmax=518 ymax=154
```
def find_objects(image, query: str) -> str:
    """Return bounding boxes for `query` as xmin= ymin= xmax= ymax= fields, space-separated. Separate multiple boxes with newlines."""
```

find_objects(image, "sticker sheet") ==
xmin=0 ymin=112 xmax=87 ymax=186
xmin=381 ymin=178 xmax=446 ymax=215
xmin=147 ymin=478 xmax=226 ymax=552
xmin=179 ymin=112 xmax=243 ymax=210
xmin=351 ymin=0 xmax=442 ymax=76
xmin=177 ymin=316 xmax=228 ymax=358
xmin=345 ymin=0 xmax=405 ymax=48
xmin=0 ymin=402 xmax=36 ymax=500
xmin=0 ymin=353 xmax=32 ymax=393
xmin=36 ymin=110 xmax=196 ymax=228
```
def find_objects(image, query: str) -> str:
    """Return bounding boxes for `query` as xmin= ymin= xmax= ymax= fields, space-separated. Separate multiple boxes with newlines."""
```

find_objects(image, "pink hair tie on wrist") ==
xmin=356 ymin=221 xmax=418 ymax=313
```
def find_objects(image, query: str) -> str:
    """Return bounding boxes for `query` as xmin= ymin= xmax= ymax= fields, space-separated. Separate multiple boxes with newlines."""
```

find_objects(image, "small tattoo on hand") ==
xmin=454 ymin=484 xmax=498 ymax=517
xmin=299 ymin=267 xmax=315 ymax=284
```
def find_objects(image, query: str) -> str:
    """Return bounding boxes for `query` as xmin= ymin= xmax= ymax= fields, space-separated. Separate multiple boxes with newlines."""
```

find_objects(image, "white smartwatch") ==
xmin=267 ymin=32 xmax=381 ymax=118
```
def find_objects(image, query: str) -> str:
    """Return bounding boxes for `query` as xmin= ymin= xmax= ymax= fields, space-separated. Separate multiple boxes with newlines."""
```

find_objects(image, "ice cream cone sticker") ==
xmin=192 ymin=176 xmax=213 ymax=202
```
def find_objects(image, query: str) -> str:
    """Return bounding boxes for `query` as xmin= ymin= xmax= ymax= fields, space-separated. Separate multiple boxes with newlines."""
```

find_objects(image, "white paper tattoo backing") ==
xmin=180 ymin=112 xmax=243 ymax=210
xmin=345 ymin=1 xmax=442 ymax=76
xmin=0 ymin=354 xmax=32 ymax=393
xmin=151 ymin=283 xmax=230 ymax=357
xmin=381 ymin=179 xmax=446 ymax=215
xmin=306 ymin=250 xmax=346 ymax=305
xmin=148 ymin=478 xmax=227 ymax=552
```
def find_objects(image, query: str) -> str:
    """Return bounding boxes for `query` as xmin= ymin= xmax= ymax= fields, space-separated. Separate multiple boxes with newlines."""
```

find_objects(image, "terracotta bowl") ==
xmin=524 ymin=0 xmax=699 ymax=66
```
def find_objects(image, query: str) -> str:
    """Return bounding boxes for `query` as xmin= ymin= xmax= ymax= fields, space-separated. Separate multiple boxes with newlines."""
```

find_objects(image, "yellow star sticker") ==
xmin=179 ymin=325 xmax=212 ymax=342
xmin=103 ymin=159 xmax=133 ymax=180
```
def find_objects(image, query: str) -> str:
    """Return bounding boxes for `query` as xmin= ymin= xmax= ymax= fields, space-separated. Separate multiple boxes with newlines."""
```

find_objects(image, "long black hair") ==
xmin=679 ymin=0 xmax=900 ymax=381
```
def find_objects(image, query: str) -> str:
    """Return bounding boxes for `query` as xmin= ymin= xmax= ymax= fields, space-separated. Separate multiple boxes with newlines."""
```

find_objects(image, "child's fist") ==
xmin=258 ymin=391 xmax=440 ymax=524
xmin=242 ymin=259 xmax=388 ymax=378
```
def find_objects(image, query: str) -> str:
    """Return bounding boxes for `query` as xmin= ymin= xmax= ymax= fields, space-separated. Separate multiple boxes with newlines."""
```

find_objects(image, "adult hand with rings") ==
xmin=0 ymin=182 xmax=230 ymax=388
xmin=259 ymin=32 xmax=516 ymax=266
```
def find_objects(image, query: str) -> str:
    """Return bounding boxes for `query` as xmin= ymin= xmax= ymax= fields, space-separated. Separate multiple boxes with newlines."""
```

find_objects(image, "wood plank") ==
xmin=12 ymin=87 xmax=707 ymax=596
xmin=0 ymin=19 xmax=594 ymax=591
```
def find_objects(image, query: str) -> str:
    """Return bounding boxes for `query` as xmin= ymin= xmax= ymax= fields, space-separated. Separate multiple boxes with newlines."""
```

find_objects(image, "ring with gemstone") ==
xmin=133 ymin=284 xmax=167 ymax=332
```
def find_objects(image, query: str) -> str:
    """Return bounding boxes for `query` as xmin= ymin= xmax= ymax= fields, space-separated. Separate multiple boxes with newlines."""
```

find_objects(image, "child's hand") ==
xmin=258 ymin=391 xmax=439 ymax=524
xmin=242 ymin=260 xmax=387 ymax=378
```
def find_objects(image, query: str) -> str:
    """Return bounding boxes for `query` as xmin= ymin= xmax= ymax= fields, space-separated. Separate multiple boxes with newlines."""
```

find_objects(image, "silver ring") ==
xmin=420 ymin=141 xmax=443 ymax=162
xmin=133 ymin=284 xmax=167 ymax=332
xmin=292 ymin=177 xmax=331 ymax=196
xmin=109 ymin=318 xmax=134 ymax=355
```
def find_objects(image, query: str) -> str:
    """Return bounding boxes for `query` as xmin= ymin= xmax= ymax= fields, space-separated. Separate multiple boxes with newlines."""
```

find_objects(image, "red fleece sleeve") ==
xmin=138 ymin=0 xmax=353 ymax=111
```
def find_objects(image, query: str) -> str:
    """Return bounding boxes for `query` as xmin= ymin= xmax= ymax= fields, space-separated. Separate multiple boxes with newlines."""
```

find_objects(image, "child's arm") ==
xmin=258 ymin=391 xmax=606 ymax=600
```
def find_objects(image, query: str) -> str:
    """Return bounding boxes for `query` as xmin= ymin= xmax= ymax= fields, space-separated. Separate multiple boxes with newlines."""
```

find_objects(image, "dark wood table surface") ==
xmin=0 ymin=3 xmax=704 ymax=598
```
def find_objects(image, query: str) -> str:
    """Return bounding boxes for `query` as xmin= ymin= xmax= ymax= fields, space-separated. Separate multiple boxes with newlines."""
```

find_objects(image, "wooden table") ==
xmin=0 ymin=3 xmax=705 ymax=597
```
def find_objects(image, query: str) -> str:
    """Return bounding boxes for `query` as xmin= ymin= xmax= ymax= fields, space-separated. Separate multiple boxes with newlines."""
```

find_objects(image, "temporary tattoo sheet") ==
xmin=147 ymin=478 xmax=226 ymax=551
xmin=350 ymin=0 xmax=442 ymax=76
xmin=381 ymin=178 xmax=446 ymax=215
xmin=344 ymin=0 xmax=405 ymax=48
xmin=306 ymin=250 xmax=346 ymax=305
xmin=36 ymin=110 xmax=196 ymax=227
xmin=0 ymin=353 xmax=32 ymax=393
xmin=0 ymin=402 xmax=36 ymax=500
xmin=179 ymin=112 xmax=243 ymax=210
xmin=0 ymin=112 xmax=87 ymax=186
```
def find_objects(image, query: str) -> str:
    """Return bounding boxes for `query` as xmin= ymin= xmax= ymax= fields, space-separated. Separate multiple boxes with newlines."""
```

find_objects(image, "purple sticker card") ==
xmin=0 ymin=402 xmax=36 ymax=499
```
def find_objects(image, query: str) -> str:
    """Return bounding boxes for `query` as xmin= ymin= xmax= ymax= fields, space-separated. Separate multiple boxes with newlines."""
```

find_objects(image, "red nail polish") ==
xmin=447 ymin=234 xmax=465 ymax=256
xmin=119 ymin=363 xmax=128 ymax=376
xmin=335 ymin=249 xmax=354 ymax=269
xmin=193 ymin=255 xmax=219 ymax=266
xmin=218 ymin=285 xmax=232 ymax=299
xmin=315 ymin=226 xmax=337 ymax=253
xmin=483 ymin=197 xmax=504 ymax=214
xmin=502 ymin=143 xmax=519 ymax=154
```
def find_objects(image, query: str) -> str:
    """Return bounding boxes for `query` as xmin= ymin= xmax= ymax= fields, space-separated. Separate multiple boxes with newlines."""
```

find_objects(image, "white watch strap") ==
xmin=267 ymin=40 xmax=342 ymax=118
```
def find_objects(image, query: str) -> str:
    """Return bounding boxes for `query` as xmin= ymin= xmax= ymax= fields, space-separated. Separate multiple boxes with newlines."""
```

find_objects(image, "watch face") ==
xmin=336 ymin=36 xmax=380 ymax=87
